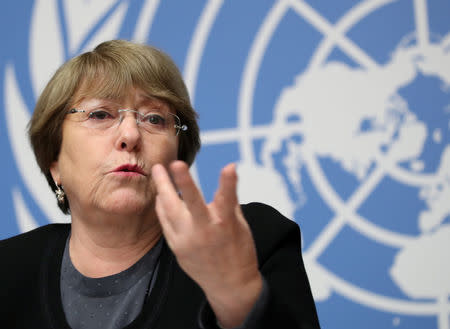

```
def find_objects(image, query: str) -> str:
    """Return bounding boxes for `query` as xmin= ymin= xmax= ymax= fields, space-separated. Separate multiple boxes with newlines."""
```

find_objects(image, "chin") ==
xmin=101 ymin=192 xmax=154 ymax=215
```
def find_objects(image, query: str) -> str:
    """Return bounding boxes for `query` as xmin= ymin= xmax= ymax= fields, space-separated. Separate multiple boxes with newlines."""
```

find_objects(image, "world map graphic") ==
xmin=1 ymin=1 xmax=449 ymax=328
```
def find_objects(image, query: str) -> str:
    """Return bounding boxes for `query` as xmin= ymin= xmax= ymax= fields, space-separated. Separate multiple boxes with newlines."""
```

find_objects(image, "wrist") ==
xmin=205 ymin=272 xmax=263 ymax=328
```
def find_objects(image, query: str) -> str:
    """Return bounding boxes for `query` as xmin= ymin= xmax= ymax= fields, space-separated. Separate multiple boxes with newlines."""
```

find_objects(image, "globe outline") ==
xmin=186 ymin=0 xmax=450 ymax=320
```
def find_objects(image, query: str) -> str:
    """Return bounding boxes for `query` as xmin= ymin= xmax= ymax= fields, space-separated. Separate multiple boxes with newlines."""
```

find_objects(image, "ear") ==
xmin=50 ymin=161 xmax=61 ymax=185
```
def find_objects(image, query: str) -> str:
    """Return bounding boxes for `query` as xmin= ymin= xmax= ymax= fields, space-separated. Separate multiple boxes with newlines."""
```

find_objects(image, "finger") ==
xmin=152 ymin=163 xmax=179 ymax=200
xmin=169 ymin=161 xmax=209 ymax=222
xmin=213 ymin=163 xmax=239 ymax=219
xmin=152 ymin=163 xmax=185 ymax=228
xmin=154 ymin=195 xmax=178 ymax=247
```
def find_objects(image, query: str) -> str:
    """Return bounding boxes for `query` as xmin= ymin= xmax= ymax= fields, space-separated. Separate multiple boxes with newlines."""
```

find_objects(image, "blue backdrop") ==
xmin=1 ymin=1 xmax=449 ymax=328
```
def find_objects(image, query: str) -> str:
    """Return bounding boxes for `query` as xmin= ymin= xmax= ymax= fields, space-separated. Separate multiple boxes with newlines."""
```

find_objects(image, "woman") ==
xmin=1 ymin=40 xmax=320 ymax=329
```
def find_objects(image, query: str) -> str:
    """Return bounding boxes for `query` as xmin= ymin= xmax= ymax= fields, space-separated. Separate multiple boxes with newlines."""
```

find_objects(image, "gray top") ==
xmin=60 ymin=236 xmax=163 ymax=329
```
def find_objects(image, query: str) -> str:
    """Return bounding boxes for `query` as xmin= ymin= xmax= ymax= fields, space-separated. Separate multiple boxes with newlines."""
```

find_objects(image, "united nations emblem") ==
xmin=2 ymin=1 xmax=449 ymax=328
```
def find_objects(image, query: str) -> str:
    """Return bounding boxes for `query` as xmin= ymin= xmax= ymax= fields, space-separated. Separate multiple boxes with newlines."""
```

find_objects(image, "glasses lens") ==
xmin=139 ymin=111 xmax=177 ymax=135
xmin=68 ymin=108 xmax=185 ymax=136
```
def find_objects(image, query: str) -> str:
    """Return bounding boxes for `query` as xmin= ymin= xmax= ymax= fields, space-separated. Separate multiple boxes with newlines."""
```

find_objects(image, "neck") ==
xmin=68 ymin=210 xmax=162 ymax=278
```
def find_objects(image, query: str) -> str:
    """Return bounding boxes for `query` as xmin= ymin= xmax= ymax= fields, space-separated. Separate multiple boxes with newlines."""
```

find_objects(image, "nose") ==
xmin=115 ymin=111 xmax=142 ymax=152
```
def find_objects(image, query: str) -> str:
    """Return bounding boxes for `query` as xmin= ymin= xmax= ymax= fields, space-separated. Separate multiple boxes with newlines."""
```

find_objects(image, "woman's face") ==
xmin=50 ymin=88 xmax=179 ymax=218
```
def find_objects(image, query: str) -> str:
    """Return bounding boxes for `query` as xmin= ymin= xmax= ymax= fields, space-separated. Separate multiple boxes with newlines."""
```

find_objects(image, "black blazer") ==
xmin=0 ymin=202 xmax=320 ymax=328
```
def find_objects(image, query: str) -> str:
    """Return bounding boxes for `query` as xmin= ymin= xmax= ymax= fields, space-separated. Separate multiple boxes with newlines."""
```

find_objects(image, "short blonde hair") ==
xmin=28 ymin=40 xmax=200 ymax=214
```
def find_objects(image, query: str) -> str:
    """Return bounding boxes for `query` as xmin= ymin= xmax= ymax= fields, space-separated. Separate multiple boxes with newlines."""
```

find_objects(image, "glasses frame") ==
xmin=67 ymin=108 xmax=188 ymax=136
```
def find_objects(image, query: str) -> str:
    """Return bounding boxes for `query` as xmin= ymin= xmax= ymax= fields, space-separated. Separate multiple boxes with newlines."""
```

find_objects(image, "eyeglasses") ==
xmin=67 ymin=108 xmax=188 ymax=136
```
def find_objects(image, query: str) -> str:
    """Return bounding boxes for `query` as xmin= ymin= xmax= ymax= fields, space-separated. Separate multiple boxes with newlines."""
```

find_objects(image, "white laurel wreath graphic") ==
xmin=5 ymin=0 xmax=160 ymax=232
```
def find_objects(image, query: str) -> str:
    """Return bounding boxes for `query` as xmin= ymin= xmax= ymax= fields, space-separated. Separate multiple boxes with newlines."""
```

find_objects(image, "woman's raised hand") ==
xmin=151 ymin=161 xmax=263 ymax=328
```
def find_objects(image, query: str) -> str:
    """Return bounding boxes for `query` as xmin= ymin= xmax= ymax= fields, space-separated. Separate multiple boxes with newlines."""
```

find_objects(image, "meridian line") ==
xmin=301 ymin=149 xmax=353 ymax=260
xmin=304 ymin=145 xmax=419 ymax=256
xmin=345 ymin=165 xmax=386 ymax=211
xmin=288 ymin=0 xmax=379 ymax=69
xmin=309 ymin=0 xmax=396 ymax=69
xmin=316 ymin=262 xmax=450 ymax=315
xmin=346 ymin=211 xmax=416 ymax=247
xmin=342 ymin=166 xmax=416 ymax=248
xmin=438 ymin=294 xmax=450 ymax=329
xmin=183 ymin=0 xmax=224 ymax=185
xmin=201 ymin=122 xmax=304 ymax=145
xmin=238 ymin=0 xmax=291 ymax=164
xmin=184 ymin=0 xmax=224 ymax=102
xmin=304 ymin=215 xmax=347 ymax=261
xmin=413 ymin=0 xmax=431 ymax=51
xmin=375 ymin=150 xmax=443 ymax=186
xmin=303 ymin=152 xmax=388 ymax=259
xmin=443 ymin=33 xmax=450 ymax=49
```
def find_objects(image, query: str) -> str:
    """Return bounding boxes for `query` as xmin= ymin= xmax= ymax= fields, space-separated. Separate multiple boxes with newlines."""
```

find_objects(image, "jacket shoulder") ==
xmin=0 ymin=224 xmax=70 ymax=260
xmin=241 ymin=202 xmax=301 ymax=262
xmin=241 ymin=202 xmax=299 ymax=236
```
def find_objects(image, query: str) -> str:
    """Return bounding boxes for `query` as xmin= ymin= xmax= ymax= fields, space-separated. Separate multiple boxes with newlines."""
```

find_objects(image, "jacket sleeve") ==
xmin=199 ymin=202 xmax=321 ymax=329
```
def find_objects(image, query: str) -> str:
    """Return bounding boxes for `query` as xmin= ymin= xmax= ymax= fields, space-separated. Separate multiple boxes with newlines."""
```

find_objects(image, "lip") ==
xmin=111 ymin=164 xmax=146 ymax=176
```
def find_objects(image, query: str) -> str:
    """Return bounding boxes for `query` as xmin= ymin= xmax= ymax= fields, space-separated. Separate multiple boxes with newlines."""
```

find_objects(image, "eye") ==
xmin=143 ymin=113 xmax=166 ymax=126
xmin=88 ymin=109 xmax=115 ymax=120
